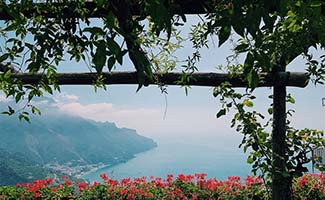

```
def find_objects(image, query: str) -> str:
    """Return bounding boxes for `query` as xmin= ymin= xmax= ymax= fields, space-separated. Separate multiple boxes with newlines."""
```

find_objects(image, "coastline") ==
xmin=76 ymin=163 xmax=107 ymax=178
xmin=80 ymin=145 xmax=158 ymax=181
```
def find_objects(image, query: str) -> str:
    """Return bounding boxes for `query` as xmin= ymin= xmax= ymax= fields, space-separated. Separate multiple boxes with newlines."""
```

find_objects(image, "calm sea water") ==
xmin=83 ymin=134 xmax=252 ymax=182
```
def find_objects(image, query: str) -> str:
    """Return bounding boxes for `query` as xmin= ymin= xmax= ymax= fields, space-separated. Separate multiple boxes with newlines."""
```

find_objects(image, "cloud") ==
xmin=54 ymin=102 xmax=232 ymax=140
xmin=48 ymin=92 xmax=233 ymax=138
xmin=54 ymin=99 xmax=163 ymax=134
xmin=0 ymin=91 xmax=246 ymax=139
xmin=53 ymin=93 xmax=79 ymax=103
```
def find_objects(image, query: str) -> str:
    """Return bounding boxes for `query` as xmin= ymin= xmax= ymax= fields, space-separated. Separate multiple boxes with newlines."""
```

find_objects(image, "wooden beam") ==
xmin=0 ymin=1 xmax=213 ymax=20
xmin=1 ymin=1 xmax=323 ymax=21
xmin=8 ymin=71 xmax=308 ymax=88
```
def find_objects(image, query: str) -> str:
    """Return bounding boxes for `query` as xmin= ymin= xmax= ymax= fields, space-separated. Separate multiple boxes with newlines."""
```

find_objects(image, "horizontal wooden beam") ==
xmin=0 ymin=1 xmax=213 ymax=20
xmin=9 ymin=71 xmax=308 ymax=88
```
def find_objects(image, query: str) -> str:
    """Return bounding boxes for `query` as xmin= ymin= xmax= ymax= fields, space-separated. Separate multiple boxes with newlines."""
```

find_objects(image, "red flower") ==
xmin=195 ymin=173 xmax=207 ymax=180
xmin=118 ymin=189 xmax=128 ymax=195
xmin=245 ymin=176 xmax=263 ymax=187
xmin=134 ymin=176 xmax=146 ymax=184
xmin=100 ymin=173 xmax=109 ymax=181
xmin=109 ymin=179 xmax=119 ymax=186
xmin=28 ymin=184 xmax=39 ymax=192
xmin=228 ymin=176 xmax=240 ymax=182
xmin=206 ymin=178 xmax=222 ymax=191
xmin=46 ymin=178 xmax=54 ymax=185
xmin=127 ymin=194 xmax=134 ymax=200
xmin=192 ymin=194 xmax=198 ymax=200
xmin=76 ymin=182 xmax=88 ymax=191
xmin=51 ymin=187 xmax=57 ymax=193
xmin=121 ymin=178 xmax=131 ymax=185
xmin=91 ymin=181 xmax=100 ymax=188
xmin=166 ymin=174 xmax=174 ymax=183
xmin=34 ymin=192 xmax=41 ymax=198
xmin=177 ymin=174 xmax=188 ymax=182
xmin=173 ymin=188 xmax=185 ymax=198
xmin=64 ymin=180 xmax=73 ymax=186
xmin=186 ymin=174 xmax=195 ymax=181
xmin=298 ymin=175 xmax=308 ymax=188
xmin=145 ymin=192 xmax=153 ymax=197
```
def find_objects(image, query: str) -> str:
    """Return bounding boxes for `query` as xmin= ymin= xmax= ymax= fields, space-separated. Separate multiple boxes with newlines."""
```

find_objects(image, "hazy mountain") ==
xmin=0 ymin=107 xmax=157 ymax=185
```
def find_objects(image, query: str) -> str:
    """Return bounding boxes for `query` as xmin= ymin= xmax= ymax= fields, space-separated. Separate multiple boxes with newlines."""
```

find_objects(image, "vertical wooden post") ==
xmin=272 ymin=67 xmax=291 ymax=200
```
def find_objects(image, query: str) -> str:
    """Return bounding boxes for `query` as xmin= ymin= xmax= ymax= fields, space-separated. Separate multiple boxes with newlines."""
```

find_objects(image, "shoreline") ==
xmin=80 ymin=146 xmax=158 ymax=180
xmin=76 ymin=163 xmax=108 ymax=178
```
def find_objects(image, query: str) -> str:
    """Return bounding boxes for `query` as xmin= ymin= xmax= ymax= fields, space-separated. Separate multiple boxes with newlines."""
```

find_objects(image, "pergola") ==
xmin=0 ymin=1 xmax=319 ymax=199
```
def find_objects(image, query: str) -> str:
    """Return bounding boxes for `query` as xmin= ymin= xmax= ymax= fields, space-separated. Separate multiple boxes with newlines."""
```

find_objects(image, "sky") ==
xmin=1 ymin=15 xmax=325 ymax=141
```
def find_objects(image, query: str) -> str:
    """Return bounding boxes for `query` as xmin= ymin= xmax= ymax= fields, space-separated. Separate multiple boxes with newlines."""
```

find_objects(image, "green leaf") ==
xmin=145 ymin=0 xmax=171 ymax=37
xmin=287 ymin=96 xmax=295 ymax=104
xmin=27 ymin=62 xmax=40 ymax=73
xmin=107 ymin=57 xmax=115 ymax=71
xmin=244 ymin=52 xmax=254 ymax=74
xmin=18 ymin=114 xmax=30 ymax=123
xmin=216 ymin=108 xmax=226 ymax=118
xmin=247 ymin=69 xmax=259 ymax=89
xmin=247 ymin=157 xmax=254 ymax=164
xmin=234 ymin=43 xmax=249 ymax=53
xmin=8 ymin=106 xmax=15 ymax=115
xmin=15 ymin=92 xmax=24 ymax=103
xmin=107 ymin=38 xmax=121 ymax=55
xmin=95 ymin=0 xmax=106 ymax=7
xmin=232 ymin=17 xmax=245 ymax=37
xmin=104 ymin=11 xmax=116 ymax=29
xmin=116 ymin=49 xmax=128 ymax=65
xmin=93 ymin=40 xmax=107 ymax=72
xmin=4 ymin=70 xmax=11 ymax=79
xmin=25 ymin=43 xmax=34 ymax=50
xmin=310 ymin=1 xmax=322 ymax=7
xmin=243 ymin=99 xmax=253 ymax=107
xmin=83 ymin=27 xmax=105 ymax=36
xmin=218 ymin=26 xmax=231 ymax=47
xmin=31 ymin=106 xmax=41 ymax=115
xmin=0 ymin=54 xmax=9 ymax=63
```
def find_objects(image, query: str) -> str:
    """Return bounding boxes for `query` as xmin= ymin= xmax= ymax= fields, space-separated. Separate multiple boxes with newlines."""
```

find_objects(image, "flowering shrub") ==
xmin=293 ymin=173 xmax=325 ymax=200
xmin=0 ymin=173 xmax=323 ymax=199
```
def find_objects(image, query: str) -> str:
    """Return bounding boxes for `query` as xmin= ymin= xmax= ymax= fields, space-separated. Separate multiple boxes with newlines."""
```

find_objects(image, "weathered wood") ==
xmin=8 ymin=71 xmax=308 ymax=87
xmin=1 ymin=1 xmax=324 ymax=21
xmin=0 ymin=1 xmax=214 ymax=20
xmin=272 ymin=67 xmax=291 ymax=200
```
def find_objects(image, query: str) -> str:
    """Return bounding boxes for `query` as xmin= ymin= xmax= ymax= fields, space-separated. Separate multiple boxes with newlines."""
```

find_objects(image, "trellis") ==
xmin=0 ymin=1 xmax=316 ymax=200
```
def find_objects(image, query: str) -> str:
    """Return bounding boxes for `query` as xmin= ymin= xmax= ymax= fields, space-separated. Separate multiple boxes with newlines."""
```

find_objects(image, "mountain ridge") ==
xmin=0 ymin=108 xmax=157 ymax=185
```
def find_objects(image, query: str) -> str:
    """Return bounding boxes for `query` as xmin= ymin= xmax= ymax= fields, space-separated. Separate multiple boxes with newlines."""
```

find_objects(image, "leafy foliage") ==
xmin=0 ymin=0 xmax=183 ymax=117
xmin=1 ymin=0 xmax=325 ymax=198
xmin=213 ymin=82 xmax=325 ymax=192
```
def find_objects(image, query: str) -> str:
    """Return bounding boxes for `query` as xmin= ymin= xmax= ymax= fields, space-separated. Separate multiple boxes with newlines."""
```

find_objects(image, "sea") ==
xmin=83 ymin=133 xmax=252 ymax=182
